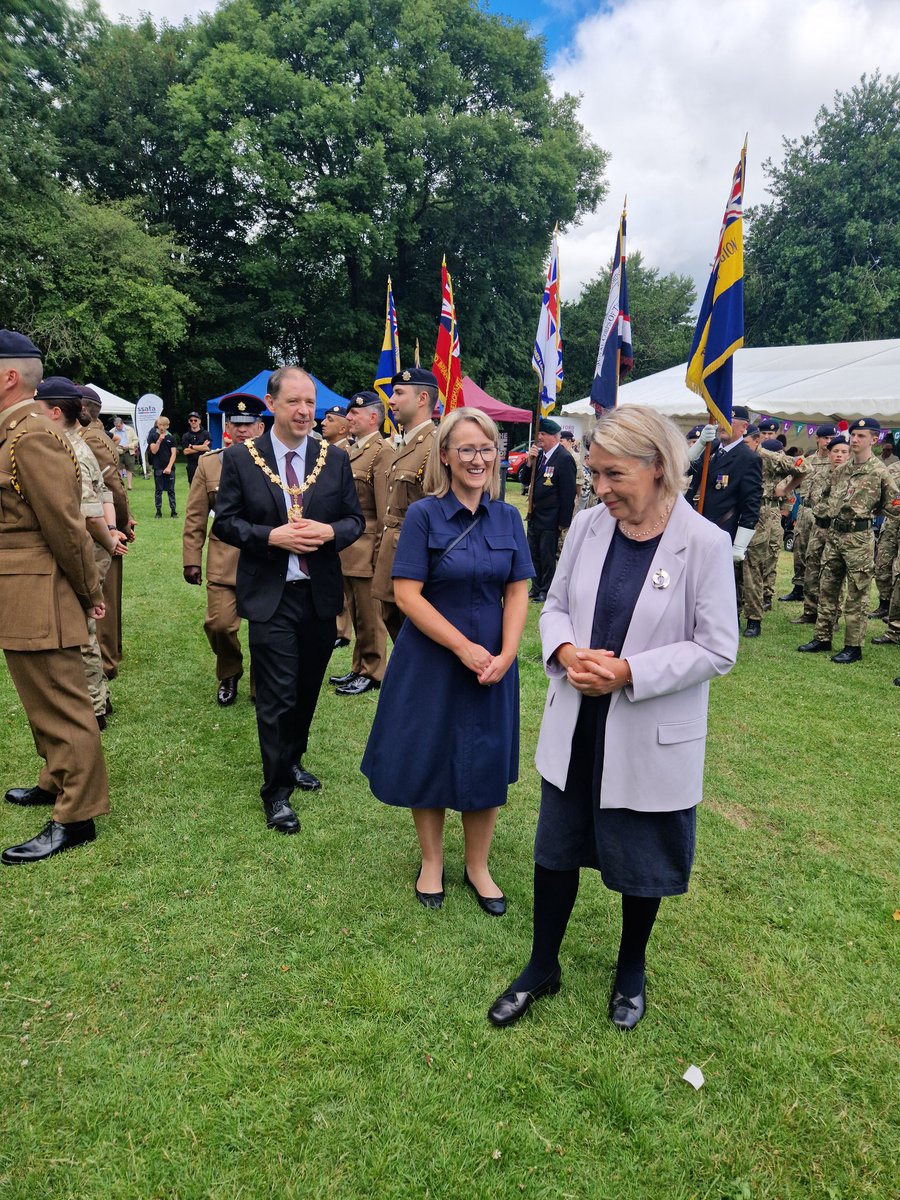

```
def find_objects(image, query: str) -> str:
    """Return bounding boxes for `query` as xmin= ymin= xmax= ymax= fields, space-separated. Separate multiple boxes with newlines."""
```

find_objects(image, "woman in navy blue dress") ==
xmin=361 ymin=409 xmax=533 ymax=914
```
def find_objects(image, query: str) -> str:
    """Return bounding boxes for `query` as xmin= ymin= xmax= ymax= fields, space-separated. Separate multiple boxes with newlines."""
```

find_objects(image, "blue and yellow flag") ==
xmin=374 ymin=277 xmax=400 ymax=433
xmin=686 ymin=142 xmax=747 ymax=433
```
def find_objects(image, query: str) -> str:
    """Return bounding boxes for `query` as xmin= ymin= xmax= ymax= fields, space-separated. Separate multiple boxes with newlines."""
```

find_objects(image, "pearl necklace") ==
xmin=617 ymin=499 xmax=673 ymax=540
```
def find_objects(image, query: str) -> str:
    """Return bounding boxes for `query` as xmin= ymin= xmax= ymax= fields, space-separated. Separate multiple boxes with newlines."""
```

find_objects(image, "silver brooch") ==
xmin=651 ymin=568 xmax=670 ymax=590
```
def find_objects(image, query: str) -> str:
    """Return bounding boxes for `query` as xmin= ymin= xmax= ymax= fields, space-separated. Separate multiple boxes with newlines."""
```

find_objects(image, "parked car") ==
xmin=506 ymin=442 xmax=532 ymax=480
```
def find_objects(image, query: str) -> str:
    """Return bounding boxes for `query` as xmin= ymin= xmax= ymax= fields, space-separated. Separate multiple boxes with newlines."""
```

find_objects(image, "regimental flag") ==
xmin=432 ymin=256 xmax=463 ymax=419
xmin=590 ymin=205 xmax=633 ymax=413
xmin=532 ymin=227 xmax=563 ymax=417
xmin=373 ymin=276 xmax=400 ymax=432
xmin=686 ymin=142 xmax=747 ymax=432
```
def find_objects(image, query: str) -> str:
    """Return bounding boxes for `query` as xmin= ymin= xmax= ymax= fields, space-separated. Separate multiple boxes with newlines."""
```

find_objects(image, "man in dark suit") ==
xmin=521 ymin=417 xmax=578 ymax=602
xmin=686 ymin=404 xmax=762 ymax=610
xmin=213 ymin=366 xmax=363 ymax=834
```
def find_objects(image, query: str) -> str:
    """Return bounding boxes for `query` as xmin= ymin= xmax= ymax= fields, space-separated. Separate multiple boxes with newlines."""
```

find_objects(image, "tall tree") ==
xmin=745 ymin=73 xmax=900 ymax=346
xmin=561 ymin=250 xmax=696 ymax=400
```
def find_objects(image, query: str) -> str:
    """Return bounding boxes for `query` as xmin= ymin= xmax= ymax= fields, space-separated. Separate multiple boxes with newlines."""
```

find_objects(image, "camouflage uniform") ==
xmin=800 ymin=460 xmax=840 ymax=620
xmin=67 ymin=429 xmax=111 ymax=717
xmin=872 ymin=459 xmax=900 ymax=607
xmin=814 ymin=456 xmax=899 ymax=647
xmin=743 ymin=448 xmax=804 ymax=621
xmin=790 ymin=450 xmax=830 ymax=589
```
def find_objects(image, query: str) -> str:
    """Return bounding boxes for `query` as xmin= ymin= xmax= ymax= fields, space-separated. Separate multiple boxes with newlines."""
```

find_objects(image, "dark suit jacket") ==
xmin=213 ymin=433 xmax=364 ymax=622
xmin=525 ymin=446 xmax=578 ymax=532
xmin=687 ymin=439 xmax=762 ymax=539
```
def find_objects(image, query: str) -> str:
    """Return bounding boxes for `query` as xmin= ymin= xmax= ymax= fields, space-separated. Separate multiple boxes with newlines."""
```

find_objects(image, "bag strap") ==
xmin=433 ymin=510 xmax=484 ymax=569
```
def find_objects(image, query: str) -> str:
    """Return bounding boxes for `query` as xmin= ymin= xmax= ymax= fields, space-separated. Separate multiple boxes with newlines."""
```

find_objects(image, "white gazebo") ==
xmin=85 ymin=382 xmax=136 ymax=420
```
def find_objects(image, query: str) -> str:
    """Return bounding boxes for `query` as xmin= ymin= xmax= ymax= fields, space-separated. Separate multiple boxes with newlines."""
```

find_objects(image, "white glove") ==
xmin=732 ymin=525 xmax=755 ymax=562
xmin=688 ymin=425 xmax=718 ymax=462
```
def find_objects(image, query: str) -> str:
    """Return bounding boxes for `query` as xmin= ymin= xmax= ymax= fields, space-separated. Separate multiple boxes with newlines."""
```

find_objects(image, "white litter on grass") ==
xmin=682 ymin=1064 xmax=704 ymax=1090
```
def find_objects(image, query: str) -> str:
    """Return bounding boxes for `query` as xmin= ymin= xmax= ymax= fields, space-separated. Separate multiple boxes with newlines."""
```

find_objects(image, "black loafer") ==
xmin=464 ymin=867 xmax=506 ymax=916
xmin=487 ymin=969 xmax=562 ymax=1027
xmin=5 ymin=785 xmax=57 ymax=807
xmin=263 ymin=798 xmax=300 ymax=834
xmin=743 ymin=620 xmax=761 ymax=638
xmin=335 ymin=675 xmax=380 ymax=695
xmin=609 ymin=987 xmax=646 ymax=1030
xmin=415 ymin=866 xmax=445 ymax=909
xmin=333 ymin=637 xmax=350 ymax=650
xmin=798 ymin=639 xmax=832 ymax=652
xmin=831 ymin=646 xmax=862 ymax=664
xmin=329 ymin=670 xmax=357 ymax=686
xmin=2 ymin=819 xmax=96 ymax=865
xmin=217 ymin=676 xmax=239 ymax=706
xmin=291 ymin=764 xmax=321 ymax=791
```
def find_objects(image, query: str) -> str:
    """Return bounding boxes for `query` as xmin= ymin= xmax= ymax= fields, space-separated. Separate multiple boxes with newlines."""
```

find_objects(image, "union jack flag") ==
xmin=532 ymin=228 xmax=562 ymax=417
xmin=433 ymin=257 xmax=463 ymax=419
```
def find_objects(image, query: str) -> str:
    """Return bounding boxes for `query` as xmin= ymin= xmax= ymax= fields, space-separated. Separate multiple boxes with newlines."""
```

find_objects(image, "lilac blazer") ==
xmin=534 ymin=494 xmax=738 ymax=812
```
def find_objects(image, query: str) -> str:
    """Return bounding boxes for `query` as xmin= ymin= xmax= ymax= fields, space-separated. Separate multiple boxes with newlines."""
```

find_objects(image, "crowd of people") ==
xmin=2 ymin=330 xmax=898 ymax=1033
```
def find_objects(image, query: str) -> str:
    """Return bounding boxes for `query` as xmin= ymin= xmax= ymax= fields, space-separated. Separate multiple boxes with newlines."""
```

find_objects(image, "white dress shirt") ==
xmin=270 ymin=429 xmax=309 ymax=581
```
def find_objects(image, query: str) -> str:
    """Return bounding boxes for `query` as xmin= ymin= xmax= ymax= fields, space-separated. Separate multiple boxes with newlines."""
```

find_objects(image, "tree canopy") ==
xmin=745 ymin=72 xmax=900 ymax=346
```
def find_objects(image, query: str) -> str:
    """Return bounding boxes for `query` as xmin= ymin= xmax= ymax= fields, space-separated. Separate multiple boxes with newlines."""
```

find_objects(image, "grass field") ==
xmin=1 ymin=476 xmax=897 ymax=1200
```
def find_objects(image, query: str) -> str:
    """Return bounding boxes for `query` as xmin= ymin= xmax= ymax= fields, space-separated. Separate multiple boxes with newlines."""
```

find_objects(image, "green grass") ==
xmin=1 ymin=479 xmax=897 ymax=1200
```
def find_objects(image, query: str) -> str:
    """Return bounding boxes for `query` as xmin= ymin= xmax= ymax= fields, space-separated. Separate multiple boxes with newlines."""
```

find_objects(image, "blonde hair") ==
xmin=590 ymin=405 xmax=689 ymax=499
xmin=423 ymin=409 xmax=501 ymax=501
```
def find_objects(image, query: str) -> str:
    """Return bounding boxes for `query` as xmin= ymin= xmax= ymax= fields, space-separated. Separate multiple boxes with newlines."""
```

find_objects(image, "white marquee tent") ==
xmin=562 ymin=339 xmax=900 ymax=428
xmin=85 ymin=382 xmax=136 ymax=420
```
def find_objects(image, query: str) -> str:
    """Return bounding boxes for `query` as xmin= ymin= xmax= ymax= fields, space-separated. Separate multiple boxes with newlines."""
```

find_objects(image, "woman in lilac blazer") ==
xmin=488 ymin=406 xmax=738 ymax=1031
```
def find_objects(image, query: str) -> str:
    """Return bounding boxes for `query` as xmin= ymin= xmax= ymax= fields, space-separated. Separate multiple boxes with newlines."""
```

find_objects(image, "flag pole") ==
xmin=613 ymin=198 xmax=627 ymax=410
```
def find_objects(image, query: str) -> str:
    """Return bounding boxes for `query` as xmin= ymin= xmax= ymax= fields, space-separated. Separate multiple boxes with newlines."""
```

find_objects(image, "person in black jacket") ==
xmin=521 ymin=418 xmax=578 ymax=602
xmin=213 ymin=366 xmax=364 ymax=835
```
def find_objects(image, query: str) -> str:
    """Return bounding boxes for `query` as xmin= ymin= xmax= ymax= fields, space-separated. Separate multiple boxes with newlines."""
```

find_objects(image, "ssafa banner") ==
xmin=135 ymin=393 xmax=164 ymax=473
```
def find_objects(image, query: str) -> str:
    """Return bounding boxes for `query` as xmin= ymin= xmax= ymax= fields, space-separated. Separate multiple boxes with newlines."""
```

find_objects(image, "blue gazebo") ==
xmin=204 ymin=369 xmax=350 ymax=447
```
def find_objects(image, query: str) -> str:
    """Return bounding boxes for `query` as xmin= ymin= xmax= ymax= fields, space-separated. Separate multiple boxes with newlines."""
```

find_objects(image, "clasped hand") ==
xmin=269 ymin=518 xmax=334 ymax=554
xmin=559 ymin=645 xmax=628 ymax=696
xmin=457 ymin=640 xmax=514 ymax=687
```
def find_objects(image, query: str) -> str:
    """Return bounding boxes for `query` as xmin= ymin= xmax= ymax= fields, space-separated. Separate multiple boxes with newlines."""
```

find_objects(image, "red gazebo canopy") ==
xmin=461 ymin=376 xmax=533 ymax=424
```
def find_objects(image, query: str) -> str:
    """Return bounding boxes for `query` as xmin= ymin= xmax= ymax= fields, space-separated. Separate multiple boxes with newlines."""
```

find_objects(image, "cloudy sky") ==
xmin=96 ymin=0 xmax=900 ymax=302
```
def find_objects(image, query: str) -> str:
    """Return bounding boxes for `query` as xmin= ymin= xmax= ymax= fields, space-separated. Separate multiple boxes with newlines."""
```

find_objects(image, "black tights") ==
xmin=512 ymin=864 xmax=661 ymax=998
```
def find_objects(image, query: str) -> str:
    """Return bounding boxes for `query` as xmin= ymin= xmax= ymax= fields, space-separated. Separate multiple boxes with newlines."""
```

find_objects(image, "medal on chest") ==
xmin=715 ymin=473 xmax=729 ymax=490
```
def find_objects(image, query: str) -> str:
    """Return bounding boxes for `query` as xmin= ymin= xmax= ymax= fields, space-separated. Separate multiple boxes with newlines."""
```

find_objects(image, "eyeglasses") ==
xmin=452 ymin=446 xmax=498 ymax=463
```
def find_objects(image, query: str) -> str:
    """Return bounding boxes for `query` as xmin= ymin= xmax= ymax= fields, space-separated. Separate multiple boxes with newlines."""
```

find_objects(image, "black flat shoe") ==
xmin=217 ymin=676 xmax=239 ymax=706
xmin=335 ymin=675 xmax=380 ymax=695
xmin=291 ymin=764 xmax=321 ymax=791
xmin=333 ymin=637 xmax=350 ymax=650
xmin=2 ymin=819 xmax=96 ymax=865
xmin=487 ymin=969 xmax=562 ymax=1027
xmin=798 ymin=639 xmax=832 ymax=652
xmin=5 ymin=785 xmax=57 ymax=807
xmin=463 ymin=867 xmax=506 ymax=916
xmin=263 ymin=797 xmax=300 ymax=835
xmin=329 ymin=670 xmax=357 ymax=686
xmin=415 ymin=866 xmax=445 ymax=909
xmin=608 ymin=986 xmax=646 ymax=1030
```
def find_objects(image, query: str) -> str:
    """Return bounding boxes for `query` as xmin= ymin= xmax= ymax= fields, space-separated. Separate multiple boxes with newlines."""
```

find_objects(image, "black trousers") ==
xmin=248 ymin=582 xmax=335 ymax=804
xmin=528 ymin=525 xmax=559 ymax=595
xmin=154 ymin=470 xmax=177 ymax=513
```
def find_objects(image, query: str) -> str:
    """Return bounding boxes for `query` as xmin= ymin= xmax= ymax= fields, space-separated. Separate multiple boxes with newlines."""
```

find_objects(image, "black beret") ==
xmin=731 ymin=405 xmax=750 ymax=422
xmin=391 ymin=366 xmax=439 ymax=389
xmin=687 ymin=425 xmax=704 ymax=439
xmin=758 ymin=418 xmax=780 ymax=433
xmin=744 ymin=424 xmax=760 ymax=437
xmin=76 ymin=385 xmax=102 ymax=405
xmin=850 ymin=416 xmax=880 ymax=432
xmin=220 ymin=392 xmax=266 ymax=422
xmin=36 ymin=376 xmax=83 ymax=402
xmin=539 ymin=418 xmax=561 ymax=434
xmin=0 ymin=329 xmax=41 ymax=359
xmin=815 ymin=424 xmax=836 ymax=438
xmin=348 ymin=391 xmax=383 ymax=411
xmin=762 ymin=438 xmax=783 ymax=452
xmin=559 ymin=430 xmax=575 ymax=441
xmin=322 ymin=405 xmax=347 ymax=418
xmin=827 ymin=435 xmax=849 ymax=451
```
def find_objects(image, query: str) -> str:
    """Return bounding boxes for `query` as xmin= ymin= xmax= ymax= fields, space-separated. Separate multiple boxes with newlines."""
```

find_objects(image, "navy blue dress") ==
xmin=361 ymin=492 xmax=534 ymax=811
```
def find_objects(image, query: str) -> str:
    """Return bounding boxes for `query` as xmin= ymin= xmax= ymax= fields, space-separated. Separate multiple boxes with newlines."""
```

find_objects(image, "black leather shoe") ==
xmin=869 ymin=603 xmax=889 ymax=619
xmin=798 ymin=639 xmax=832 ymax=652
xmin=831 ymin=646 xmax=862 ymax=663
xmin=415 ymin=866 xmax=445 ymax=909
xmin=263 ymin=798 xmax=299 ymax=834
xmin=335 ymin=675 xmax=380 ymax=695
xmin=464 ymin=867 xmax=506 ymax=916
xmin=530 ymin=592 xmax=546 ymax=604
xmin=487 ymin=969 xmax=562 ymax=1027
xmin=96 ymin=713 xmax=107 ymax=731
xmin=791 ymin=613 xmax=817 ymax=624
xmin=2 ymin=819 xmax=96 ymax=865
xmin=762 ymin=600 xmax=772 ymax=612
xmin=329 ymin=670 xmax=357 ymax=686
xmin=608 ymin=986 xmax=646 ymax=1030
xmin=871 ymin=633 xmax=898 ymax=645
xmin=333 ymin=637 xmax=350 ymax=650
xmin=5 ymin=785 xmax=57 ymax=807
xmin=155 ymin=512 xmax=162 ymax=519
xmin=894 ymin=677 xmax=900 ymax=686
xmin=217 ymin=676 xmax=239 ymax=706
xmin=291 ymin=764 xmax=321 ymax=791
xmin=171 ymin=510 xmax=178 ymax=518
xmin=779 ymin=586 xmax=804 ymax=602
xmin=743 ymin=620 xmax=761 ymax=638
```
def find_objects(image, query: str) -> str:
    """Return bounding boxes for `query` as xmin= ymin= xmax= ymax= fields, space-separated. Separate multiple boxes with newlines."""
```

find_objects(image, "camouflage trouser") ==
xmin=82 ymin=546 xmax=112 ymax=716
xmin=792 ymin=503 xmax=814 ymax=588
xmin=742 ymin=505 xmax=781 ymax=620
xmin=874 ymin=517 xmax=900 ymax=604
xmin=802 ymin=525 xmax=828 ymax=618
xmin=815 ymin=530 xmax=875 ymax=647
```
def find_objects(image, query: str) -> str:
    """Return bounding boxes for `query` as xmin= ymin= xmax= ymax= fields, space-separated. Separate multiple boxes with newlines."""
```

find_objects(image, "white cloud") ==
xmin=551 ymin=0 xmax=900 ymax=302
xmin=97 ymin=0 xmax=212 ymax=24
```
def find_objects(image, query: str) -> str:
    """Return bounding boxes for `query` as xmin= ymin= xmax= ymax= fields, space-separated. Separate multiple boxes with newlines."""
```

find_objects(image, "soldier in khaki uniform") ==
xmin=79 ymin=386 xmax=136 ymax=680
xmin=0 ymin=331 xmax=110 ymax=865
xmin=799 ymin=418 xmax=900 ymax=663
xmin=321 ymin=404 xmax=354 ymax=646
xmin=741 ymin=430 xmax=806 ymax=637
xmin=329 ymin=391 xmax=390 ymax=694
xmin=779 ymin=423 xmax=835 ymax=602
xmin=870 ymin=456 xmax=900 ymax=619
xmin=183 ymin=392 xmax=265 ymax=706
xmin=372 ymin=367 xmax=438 ymax=643
xmin=794 ymin=436 xmax=851 ymax=626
